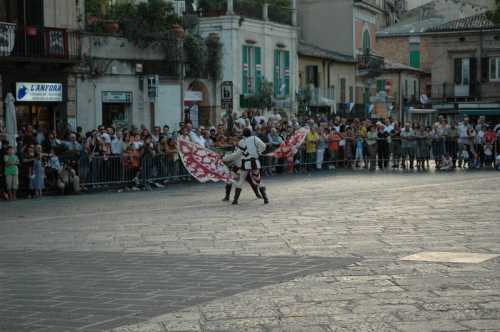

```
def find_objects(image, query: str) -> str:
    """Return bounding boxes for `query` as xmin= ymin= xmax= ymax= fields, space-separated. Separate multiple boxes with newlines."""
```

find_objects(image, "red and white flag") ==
xmin=177 ymin=138 xmax=232 ymax=183
xmin=267 ymin=127 xmax=309 ymax=159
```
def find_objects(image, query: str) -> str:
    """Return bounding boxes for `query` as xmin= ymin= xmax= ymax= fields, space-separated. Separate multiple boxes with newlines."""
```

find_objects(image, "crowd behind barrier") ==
xmin=1 ymin=110 xmax=500 ymax=201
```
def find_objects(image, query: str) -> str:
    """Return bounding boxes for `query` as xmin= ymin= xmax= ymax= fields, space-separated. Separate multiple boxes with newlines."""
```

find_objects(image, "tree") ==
xmin=486 ymin=0 xmax=500 ymax=24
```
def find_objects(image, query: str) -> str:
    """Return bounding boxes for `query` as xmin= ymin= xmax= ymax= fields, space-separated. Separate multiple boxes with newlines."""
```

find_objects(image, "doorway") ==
xmin=102 ymin=103 xmax=129 ymax=128
xmin=16 ymin=104 xmax=56 ymax=131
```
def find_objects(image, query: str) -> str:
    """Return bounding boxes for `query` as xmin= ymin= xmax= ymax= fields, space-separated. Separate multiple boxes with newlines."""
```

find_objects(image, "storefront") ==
xmin=101 ymin=91 xmax=132 ymax=128
xmin=13 ymin=81 xmax=65 ymax=131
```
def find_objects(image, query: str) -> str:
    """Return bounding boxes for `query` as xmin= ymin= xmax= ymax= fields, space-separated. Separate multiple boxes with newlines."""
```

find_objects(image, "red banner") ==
xmin=177 ymin=138 xmax=232 ymax=183
xmin=267 ymin=127 xmax=309 ymax=159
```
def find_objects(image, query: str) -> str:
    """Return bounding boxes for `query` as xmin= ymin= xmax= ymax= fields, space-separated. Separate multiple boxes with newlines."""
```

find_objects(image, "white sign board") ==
xmin=185 ymin=90 xmax=203 ymax=102
xmin=16 ymin=82 xmax=63 ymax=102
xmin=102 ymin=91 xmax=132 ymax=104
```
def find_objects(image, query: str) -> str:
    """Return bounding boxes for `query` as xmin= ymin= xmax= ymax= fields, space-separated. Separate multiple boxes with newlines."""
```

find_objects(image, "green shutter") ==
xmin=410 ymin=50 xmax=420 ymax=69
xmin=274 ymin=50 xmax=280 ymax=97
xmin=376 ymin=79 xmax=385 ymax=92
xmin=242 ymin=45 xmax=249 ymax=95
xmin=284 ymin=50 xmax=290 ymax=97
xmin=255 ymin=47 xmax=262 ymax=95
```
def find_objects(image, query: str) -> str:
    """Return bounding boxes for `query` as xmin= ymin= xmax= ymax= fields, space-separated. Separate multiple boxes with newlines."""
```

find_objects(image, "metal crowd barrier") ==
xmin=69 ymin=137 xmax=500 ymax=191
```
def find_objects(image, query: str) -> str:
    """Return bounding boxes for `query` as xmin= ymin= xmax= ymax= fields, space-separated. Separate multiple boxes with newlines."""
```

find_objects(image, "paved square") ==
xmin=401 ymin=251 xmax=500 ymax=264
xmin=1 ymin=171 xmax=500 ymax=331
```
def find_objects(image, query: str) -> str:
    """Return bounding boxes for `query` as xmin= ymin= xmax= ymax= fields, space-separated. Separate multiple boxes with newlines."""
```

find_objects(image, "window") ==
xmin=242 ymin=45 xmax=262 ymax=95
xmin=340 ymin=78 xmax=346 ymax=103
xmin=306 ymin=65 xmax=319 ymax=88
xmin=362 ymin=29 xmax=371 ymax=55
xmin=413 ymin=80 xmax=417 ymax=98
xmin=0 ymin=0 xmax=18 ymax=23
xmin=274 ymin=49 xmax=290 ymax=98
xmin=349 ymin=86 xmax=353 ymax=102
xmin=404 ymin=80 xmax=408 ymax=98
xmin=489 ymin=57 xmax=500 ymax=81
xmin=409 ymin=43 xmax=420 ymax=69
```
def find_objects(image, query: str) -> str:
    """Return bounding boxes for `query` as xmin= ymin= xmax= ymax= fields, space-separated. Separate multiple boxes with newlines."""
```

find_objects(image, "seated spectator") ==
xmin=440 ymin=154 xmax=453 ymax=171
xmin=57 ymin=162 xmax=80 ymax=195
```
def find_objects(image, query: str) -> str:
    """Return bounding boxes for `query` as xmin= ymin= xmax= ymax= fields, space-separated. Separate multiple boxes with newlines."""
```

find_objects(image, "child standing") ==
xmin=4 ymin=146 xmax=19 ymax=201
xmin=354 ymin=135 xmax=364 ymax=168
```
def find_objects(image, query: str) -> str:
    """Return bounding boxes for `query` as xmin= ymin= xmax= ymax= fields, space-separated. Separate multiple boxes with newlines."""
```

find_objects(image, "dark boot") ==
xmin=232 ymin=188 xmax=242 ymax=205
xmin=222 ymin=184 xmax=232 ymax=201
xmin=251 ymin=184 xmax=262 ymax=199
xmin=259 ymin=187 xmax=269 ymax=204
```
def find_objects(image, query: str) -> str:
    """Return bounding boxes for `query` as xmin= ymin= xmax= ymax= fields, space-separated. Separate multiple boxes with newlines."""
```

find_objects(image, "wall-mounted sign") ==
xmin=185 ymin=91 xmax=203 ymax=102
xmin=221 ymin=81 xmax=233 ymax=109
xmin=102 ymin=91 xmax=132 ymax=104
xmin=16 ymin=82 xmax=63 ymax=102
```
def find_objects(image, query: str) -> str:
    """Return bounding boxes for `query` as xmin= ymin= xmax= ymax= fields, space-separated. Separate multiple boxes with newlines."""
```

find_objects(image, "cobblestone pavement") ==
xmin=1 ymin=171 xmax=500 ymax=331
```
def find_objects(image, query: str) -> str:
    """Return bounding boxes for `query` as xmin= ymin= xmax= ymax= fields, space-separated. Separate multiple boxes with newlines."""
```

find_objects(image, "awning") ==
xmin=408 ymin=108 xmax=436 ymax=114
xmin=459 ymin=109 xmax=500 ymax=116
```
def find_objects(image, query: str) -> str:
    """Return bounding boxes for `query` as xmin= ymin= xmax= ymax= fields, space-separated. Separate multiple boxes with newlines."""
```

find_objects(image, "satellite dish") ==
xmin=420 ymin=94 xmax=429 ymax=104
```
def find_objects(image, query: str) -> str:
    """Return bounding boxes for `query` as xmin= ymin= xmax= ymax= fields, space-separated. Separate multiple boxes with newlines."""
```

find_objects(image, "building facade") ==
xmin=197 ymin=2 xmax=299 ymax=116
xmin=297 ymin=42 xmax=356 ymax=116
xmin=0 ymin=0 xmax=82 ymax=132
xmin=426 ymin=14 xmax=500 ymax=122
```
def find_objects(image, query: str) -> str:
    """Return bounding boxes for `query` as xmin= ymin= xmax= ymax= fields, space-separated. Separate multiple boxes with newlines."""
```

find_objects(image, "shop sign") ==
xmin=185 ymin=91 xmax=203 ymax=102
xmin=102 ymin=91 xmax=132 ymax=104
xmin=16 ymin=82 xmax=63 ymax=102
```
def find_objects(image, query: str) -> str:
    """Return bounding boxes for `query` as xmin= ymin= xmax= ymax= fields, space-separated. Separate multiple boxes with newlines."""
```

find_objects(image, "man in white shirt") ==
xmin=111 ymin=131 xmax=124 ymax=155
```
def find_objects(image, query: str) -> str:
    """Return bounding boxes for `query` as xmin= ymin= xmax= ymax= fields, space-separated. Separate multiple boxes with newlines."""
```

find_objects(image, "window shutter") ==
xmin=470 ymin=57 xmax=477 ymax=95
xmin=284 ymin=50 xmax=290 ymax=97
xmin=255 ymin=47 xmax=262 ymax=94
xmin=376 ymin=79 xmax=385 ymax=92
xmin=481 ymin=57 xmax=489 ymax=82
xmin=410 ymin=51 xmax=420 ymax=69
xmin=454 ymin=58 xmax=462 ymax=85
xmin=274 ymin=49 xmax=280 ymax=97
xmin=242 ymin=45 xmax=249 ymax=95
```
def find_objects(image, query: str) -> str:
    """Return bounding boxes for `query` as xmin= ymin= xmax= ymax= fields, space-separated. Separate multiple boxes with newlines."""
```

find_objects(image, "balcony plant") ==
xmin=197 ymin=0 xmax=227 ymax=16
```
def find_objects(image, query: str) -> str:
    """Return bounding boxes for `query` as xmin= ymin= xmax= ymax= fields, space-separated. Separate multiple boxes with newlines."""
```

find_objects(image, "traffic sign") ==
xmin=221 ymin=81 xmax=233 ymax=109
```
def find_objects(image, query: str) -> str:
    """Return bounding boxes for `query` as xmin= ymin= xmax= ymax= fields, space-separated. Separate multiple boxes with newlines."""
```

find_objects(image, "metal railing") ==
xmin=0 ymin=22 xmax=80 ymax=60
xmin=430 ymin=82 xmax=481 ymax=102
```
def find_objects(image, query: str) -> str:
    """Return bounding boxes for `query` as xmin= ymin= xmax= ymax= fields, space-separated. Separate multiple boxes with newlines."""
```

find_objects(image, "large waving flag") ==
xmin=267 ymin=127 xmax=309 ymax=159
xmin=176 ymin=138 xmax=232 ymax=183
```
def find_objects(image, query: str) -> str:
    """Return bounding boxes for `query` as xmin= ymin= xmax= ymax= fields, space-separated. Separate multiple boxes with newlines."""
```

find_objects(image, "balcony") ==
xmin=0 ymin=22 xmax=80 ymax=63
xmin=430 ymin=82 xmax=481 ymax=102
xmin=357 ymin=53 xmax=384 ymax=78
xmin=196 ymin=0 xmax=293 ymax=25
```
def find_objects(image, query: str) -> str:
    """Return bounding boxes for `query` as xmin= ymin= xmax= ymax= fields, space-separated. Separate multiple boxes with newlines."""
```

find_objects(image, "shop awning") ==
xmin=459 ymin=109 xmax=500 ymax=116
xmin=408 ymin=108 xmax=436 ymax=114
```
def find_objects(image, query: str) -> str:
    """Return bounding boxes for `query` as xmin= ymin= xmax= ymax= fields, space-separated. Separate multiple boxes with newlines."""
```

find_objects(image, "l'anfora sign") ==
xmin=16 ymin=82 xmax=63 ymax=102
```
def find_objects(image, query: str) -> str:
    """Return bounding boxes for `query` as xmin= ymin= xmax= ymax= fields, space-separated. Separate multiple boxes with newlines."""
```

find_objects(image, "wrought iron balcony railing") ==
xmin=0 ymin=22 xmax=80 ymax=61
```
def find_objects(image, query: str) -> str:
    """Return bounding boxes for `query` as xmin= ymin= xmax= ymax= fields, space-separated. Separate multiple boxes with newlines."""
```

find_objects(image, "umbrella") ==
xmin=5 ymin=92 xmax=17 ymax=148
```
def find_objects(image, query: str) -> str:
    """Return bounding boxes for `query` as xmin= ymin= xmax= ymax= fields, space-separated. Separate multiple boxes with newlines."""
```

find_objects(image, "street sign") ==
xmin=221 ymin=81 xmax=233 ymax=109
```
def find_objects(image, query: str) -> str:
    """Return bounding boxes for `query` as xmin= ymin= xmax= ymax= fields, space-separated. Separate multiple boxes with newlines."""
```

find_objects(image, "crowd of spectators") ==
xmin=1 ymin=110 xmax=500 ymax=201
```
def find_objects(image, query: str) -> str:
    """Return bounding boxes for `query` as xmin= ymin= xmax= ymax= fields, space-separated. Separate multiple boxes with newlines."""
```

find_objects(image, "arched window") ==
xmin=362 ymin=29 xmax=371 ymax=55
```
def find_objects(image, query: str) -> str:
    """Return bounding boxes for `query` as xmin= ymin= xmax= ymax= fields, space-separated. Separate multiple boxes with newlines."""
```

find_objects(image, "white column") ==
xmin=290 ymin=0 xmax=297 ymax=26
xmin=263 ymin=3 xmax=269 ymax=21
xmin=227 ymin=0 xmax=234 ymax=15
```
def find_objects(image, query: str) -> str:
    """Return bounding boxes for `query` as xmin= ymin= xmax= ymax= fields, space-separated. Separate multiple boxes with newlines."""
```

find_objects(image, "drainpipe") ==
xmin=227 ymin=0 xmax=234 ymax=15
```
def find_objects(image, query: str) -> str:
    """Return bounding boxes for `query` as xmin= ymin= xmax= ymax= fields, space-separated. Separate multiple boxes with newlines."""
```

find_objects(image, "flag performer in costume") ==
xmin=223 ymin=128 xmax=268 ymax=205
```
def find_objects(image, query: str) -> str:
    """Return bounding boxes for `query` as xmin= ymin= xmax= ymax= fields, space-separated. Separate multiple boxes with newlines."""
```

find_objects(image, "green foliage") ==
xmin=241 ymin=80 xmax=274 ymax=110
xmin=184 ymin=33 xmax=208 ymax=78
xmin=205 ymin=34 xmax=223 ymax=80
xmin=486 ymin=0 xmax=500 ymax=24
xmin=85 ymin=0 xmax=104 ymax=17
xmin=119 ymin=0 xmax=180 ymax=49
xmin=197 ymin=0 xmax=227 ymax=12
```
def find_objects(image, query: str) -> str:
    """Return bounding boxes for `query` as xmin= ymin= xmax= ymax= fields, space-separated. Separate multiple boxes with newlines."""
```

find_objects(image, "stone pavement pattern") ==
xmin=1 ymin=172 xmax=500 ymax=331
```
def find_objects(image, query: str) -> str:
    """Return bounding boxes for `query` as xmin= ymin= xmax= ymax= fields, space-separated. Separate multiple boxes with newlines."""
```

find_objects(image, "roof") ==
xmin=377 ymin=0 xmax=494 ymax=36
xmin=425 ymin=13 xmax=499 ymax=32
xmin=383 ymin=60 xmax=425 ymax=73
xmin=298 ymin=42 xmax=356 ymax=63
